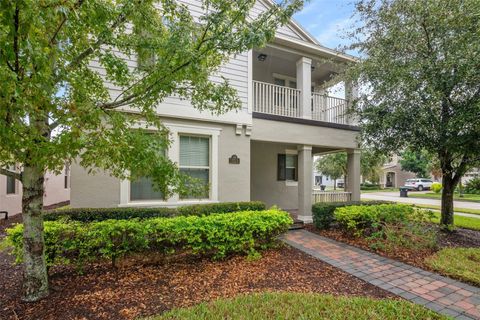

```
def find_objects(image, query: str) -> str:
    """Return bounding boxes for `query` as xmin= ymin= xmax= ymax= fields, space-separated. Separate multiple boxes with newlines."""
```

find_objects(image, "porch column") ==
xmin=345 ymin=80 xmax=359 ymax=125
xmin=297 ymin=145 xmax=313 ymax=222
xmin=296 ymin=57 xmax=312 ymax=119
xmin=346 ymin=149 xmax=361 ymax=201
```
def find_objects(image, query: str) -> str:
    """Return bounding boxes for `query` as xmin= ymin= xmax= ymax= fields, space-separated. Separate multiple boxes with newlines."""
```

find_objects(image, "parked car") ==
xmin=404 ymin=178 xmax=433 ymax=191
xmin=337 ymin=179 xmax=345 ymax=188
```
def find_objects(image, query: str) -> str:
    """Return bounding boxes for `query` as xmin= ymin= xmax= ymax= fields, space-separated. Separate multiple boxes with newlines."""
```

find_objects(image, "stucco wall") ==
xmin=0 ymin=169 xmax=70 ymax=216
xmin=250 ymin=141 xmax=298 ymax=210
xmin=70 ymin=118 xmax=251 ymax=208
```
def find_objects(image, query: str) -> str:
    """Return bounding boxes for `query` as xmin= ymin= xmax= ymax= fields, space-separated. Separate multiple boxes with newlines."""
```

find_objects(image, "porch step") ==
xmin=289 ymin=220 xmax=305 ymax=230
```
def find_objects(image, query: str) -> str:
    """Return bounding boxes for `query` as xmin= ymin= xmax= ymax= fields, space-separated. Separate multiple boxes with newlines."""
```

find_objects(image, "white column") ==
xmin=345 ymin=80 xmax=359 ymax=125
xmin=346 ymin=149 xmax=361 ymax=201
xmin=296 ymin=57 xmax=312 ymax=119
xmin=297 ymin=145 xmax=313 ymax=222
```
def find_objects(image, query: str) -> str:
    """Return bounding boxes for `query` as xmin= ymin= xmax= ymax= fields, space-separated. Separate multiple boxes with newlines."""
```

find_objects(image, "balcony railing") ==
xmin=253 ymin=80 xmax=301 ymax=118
xmin=253 ymin=80 xmax=350 ymax=125
xmin=312 ymin=190 xmax=352 ymax=203
xmin=312 ymin=92 xmax=348 ymax=125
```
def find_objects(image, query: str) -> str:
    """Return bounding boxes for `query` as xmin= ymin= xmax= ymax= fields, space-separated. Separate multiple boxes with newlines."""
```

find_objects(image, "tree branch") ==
xmin=0 ymin=168 xmax=22 ymax=181
xmin=49 ymin=0 xmax=85 ymax=46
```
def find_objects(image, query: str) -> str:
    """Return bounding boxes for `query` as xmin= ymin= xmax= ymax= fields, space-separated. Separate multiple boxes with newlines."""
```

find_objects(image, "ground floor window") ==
xmin=179 ymin=135 xmax=210 ymax=199
xmin=278 ymin=154 xmax=298 ymax=181
xmin=130 ymin=176 xmax=165 ymax=201
xmin=6 ymin=165 xmax=16 ymax=195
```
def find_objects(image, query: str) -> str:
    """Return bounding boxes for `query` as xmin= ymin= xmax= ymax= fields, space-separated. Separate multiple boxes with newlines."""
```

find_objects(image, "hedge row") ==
xmin=312 ymin=200 xmax=393 ymax=229
xmin=5 ymin=209 xmax=292 ymax=268
xmin=44 ymin=201 xmax=266 ymax=222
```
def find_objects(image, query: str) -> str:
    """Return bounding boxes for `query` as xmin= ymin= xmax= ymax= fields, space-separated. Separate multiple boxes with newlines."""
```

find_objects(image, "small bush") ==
xmin=334 ymin=204 xmax=415 ymax=236
xmin=43 ymin=201 xmax=266 ymax=222
xmin=431 ymin=182 xmax=442 ymax=194
xmin=5 ymin=209 xmax=291 ymax=269
xmin=465 ymin=177 xmax=480 ymax=194
xmin=360 ymin=183 xmax=380 ymax=190
xmin=312 ymin=200 xmax=392 ymax=230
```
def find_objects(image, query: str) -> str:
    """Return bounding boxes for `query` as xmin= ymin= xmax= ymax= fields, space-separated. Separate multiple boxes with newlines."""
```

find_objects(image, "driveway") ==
xmin=362 ymin=191 xmax=480 ymax=219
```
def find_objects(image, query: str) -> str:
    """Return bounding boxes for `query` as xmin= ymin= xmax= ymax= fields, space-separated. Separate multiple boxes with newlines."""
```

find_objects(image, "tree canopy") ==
xmin=0 ymin=0 xmax=302 ymax=301
xmin=399 ymin=149 xmax=431 ymax=178
xmin=347 ymin=0 xmax=480 ymax=228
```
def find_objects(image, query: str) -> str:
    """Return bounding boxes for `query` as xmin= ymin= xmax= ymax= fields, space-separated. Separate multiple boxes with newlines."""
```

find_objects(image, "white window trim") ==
xmin=119 ymin=123 xmax=222 ymax=207
xmin=284 ymin=149 xmax=298 ymax=187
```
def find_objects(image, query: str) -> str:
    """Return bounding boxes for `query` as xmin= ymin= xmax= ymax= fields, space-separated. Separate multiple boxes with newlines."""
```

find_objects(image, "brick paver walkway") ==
xmin=284 ymin=230 xmax=480 ymax=320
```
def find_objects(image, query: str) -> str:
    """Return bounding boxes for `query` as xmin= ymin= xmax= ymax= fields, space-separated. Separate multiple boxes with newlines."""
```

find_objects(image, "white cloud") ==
xmin=315 ymin=17 xmax=353 ymax=49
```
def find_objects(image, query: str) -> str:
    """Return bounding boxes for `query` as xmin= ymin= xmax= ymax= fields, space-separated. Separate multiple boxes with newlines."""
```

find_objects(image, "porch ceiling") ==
xmin=253 ymin=46 xmax=340 ymax=85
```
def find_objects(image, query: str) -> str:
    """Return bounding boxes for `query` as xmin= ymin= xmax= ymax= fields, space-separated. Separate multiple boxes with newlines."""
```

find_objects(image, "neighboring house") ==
xmin=0 ymin=165 xmax=70 ymax=216
xmin=379 ymin=155 xmax=416 ymax=188
xmin=70 ymin=0 xmax=361 ymax=222
xmin=462 ymin=168 xmax=480 ymax=184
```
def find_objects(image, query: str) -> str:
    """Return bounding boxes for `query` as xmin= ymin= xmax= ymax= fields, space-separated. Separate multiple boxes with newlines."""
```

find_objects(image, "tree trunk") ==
xmin=21 ymin=165 xmax=49 ymax=301
xmin=440 ymin=173 xmax=455 ymax=229
xmin=333 ymin=179 xmax=337 ymax=190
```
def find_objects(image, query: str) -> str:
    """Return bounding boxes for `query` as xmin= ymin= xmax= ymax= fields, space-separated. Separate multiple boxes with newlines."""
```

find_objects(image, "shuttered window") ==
xmin=277 ymin=154 xmax=298 ymax=181
xmin=179 ymin=135 xmax=210 ymax=199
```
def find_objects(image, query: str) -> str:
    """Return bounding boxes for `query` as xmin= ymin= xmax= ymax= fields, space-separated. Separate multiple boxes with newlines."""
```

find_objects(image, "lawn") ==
xmin=409 ymin=192 xmax=480 ymax=203
xmin=430 ymin=212 xmax=480 ymax=231
xmin=361 ymin=188 xmax=399 ymax=193
xmin=413 ymin=204 xmax=480 ymax=216
xmin=150 ymin=292 xmax=445 ymax=320
xmin=427 ymin=248 xmax=480 ymax=286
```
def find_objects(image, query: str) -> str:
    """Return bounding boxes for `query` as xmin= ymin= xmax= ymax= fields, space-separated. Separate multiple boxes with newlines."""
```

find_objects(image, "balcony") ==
xmin=253 ymin=80 xmax=350 ymax=126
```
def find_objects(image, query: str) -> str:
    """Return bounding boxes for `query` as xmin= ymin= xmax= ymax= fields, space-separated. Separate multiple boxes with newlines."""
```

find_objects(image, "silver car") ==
xmin=404 ymin=178 xmax=433 ymax=191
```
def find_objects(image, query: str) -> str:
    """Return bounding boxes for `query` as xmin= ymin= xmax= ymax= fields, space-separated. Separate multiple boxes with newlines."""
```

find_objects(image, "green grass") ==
xmin=413 ymin=204 xmax=480 ymax=216
xmin=148 ymin=292 xmax=445 ymax=320
xmin=430 ymin=212 xmax=480 ymax=231
xmin=409 ymin=192 xmax=480 ymax=203
xmin=427 ymin=248 xmax=480 ymax=286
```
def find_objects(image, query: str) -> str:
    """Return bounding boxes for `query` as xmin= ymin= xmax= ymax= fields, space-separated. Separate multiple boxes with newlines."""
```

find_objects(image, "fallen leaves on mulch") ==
xmin=0 ymin=215 xmax=394 ymax=320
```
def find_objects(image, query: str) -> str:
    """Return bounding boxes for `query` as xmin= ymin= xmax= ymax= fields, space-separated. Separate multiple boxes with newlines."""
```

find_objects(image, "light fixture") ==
xmin=311 ymin=65 xmax=315 ymax=72
xmin=257 ymin=53 xmax=267 ymax=61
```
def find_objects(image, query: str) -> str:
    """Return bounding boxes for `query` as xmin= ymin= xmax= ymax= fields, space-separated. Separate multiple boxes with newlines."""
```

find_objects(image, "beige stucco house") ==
xmin=70 ymin=0 xmax=361 ymax=222
xmin=379 ymin=155 xmax=416 ymax=188
xmin=0 ymin=166 xmax=70 ymax=217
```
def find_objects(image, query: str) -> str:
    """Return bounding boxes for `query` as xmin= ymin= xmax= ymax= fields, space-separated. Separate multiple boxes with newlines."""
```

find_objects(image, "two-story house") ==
xmin=70 ymin=0 xmax=361 ymax=222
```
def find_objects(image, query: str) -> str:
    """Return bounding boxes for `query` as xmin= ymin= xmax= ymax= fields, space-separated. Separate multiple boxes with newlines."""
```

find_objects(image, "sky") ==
xmin=293 ymin=0 xmax=356 ymax=51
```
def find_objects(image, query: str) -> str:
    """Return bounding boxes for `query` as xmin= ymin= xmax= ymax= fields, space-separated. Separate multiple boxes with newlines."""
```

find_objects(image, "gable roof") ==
xmin=258 ymin=0 xmax=320 ymax=45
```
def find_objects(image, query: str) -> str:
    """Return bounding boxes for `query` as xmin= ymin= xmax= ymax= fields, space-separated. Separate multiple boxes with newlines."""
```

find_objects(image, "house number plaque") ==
xmin=229 ymin=155 xmax=240 ymax=164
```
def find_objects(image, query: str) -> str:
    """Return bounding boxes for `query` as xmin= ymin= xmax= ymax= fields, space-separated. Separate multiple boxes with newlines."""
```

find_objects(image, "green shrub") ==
xmin=360 ymin=183 xmax=380 ymax=190
xmin=465 ymin=177 xmax=480 ymax=194
xmin=312 ymin=200 xmax=392 ymax=230
xmin=334 ymin=204 xmax=415 ymax=236
xmin=431 ymin=182 xmax=442 ymax=194
xmin=4 ymin=209 xmax=291 ymax=268
xmin=43 ymin=201 xmax=266 ymax=222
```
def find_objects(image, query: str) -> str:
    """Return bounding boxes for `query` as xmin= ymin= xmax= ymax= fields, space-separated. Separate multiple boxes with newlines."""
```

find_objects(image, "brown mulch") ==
xmin=305 ymin=223 xmax=480 ymax=272
xmin=0 ymin=216 xmax=394 ymax=320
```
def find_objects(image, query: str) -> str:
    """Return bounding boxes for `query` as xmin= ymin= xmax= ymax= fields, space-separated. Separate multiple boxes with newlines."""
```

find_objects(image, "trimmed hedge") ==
xmin=5 ymin=209 xmax=292 ymax=268
xmin=44 ymin=201 xmax=266 ymax=222
xmin=312 ymin=200 xmax=393 ymax=230
xmin=334 ymin=204 xmax=415 ymax=235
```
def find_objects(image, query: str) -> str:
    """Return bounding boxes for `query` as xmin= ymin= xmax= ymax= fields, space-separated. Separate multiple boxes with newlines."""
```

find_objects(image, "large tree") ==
xmin=315 ymin=153 xmax=347 ymax=190
xmin=399 ymin=149 xmax=431 ymax=178
xmin=347 ymin=0 xmax=480 ymax=229
xmin=0 ymin=0 xmax=302 ymax=301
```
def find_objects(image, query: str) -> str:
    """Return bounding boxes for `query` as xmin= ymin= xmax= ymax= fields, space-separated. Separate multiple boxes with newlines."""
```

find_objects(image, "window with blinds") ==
xmin=6 ymin=165 xmax=16 ymax=194
xmin=277 ymin=154 xmax=298 ymax=181
xmin=179 ymin=135 xmax=210 ymax=199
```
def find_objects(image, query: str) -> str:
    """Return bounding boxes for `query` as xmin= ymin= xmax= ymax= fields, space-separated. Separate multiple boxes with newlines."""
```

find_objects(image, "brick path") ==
xmin=284 ymin=229 xmax=480 ymax=320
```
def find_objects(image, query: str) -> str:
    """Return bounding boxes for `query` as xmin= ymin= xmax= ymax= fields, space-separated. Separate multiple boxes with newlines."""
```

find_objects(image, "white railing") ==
xmin=312 ymin=190 xmax=352 ymax=203
xmin=312 ymin=92 xmax=348 ymax=124
xmin=253 ymin=80 xmax=301 ymax=118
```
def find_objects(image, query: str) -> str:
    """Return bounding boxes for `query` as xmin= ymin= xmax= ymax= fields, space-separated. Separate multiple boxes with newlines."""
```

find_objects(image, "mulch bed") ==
xmin=0 ymin=216 xmax=394 ymax=320
xmin=305 ymin=223 xmax=480 ymax=271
